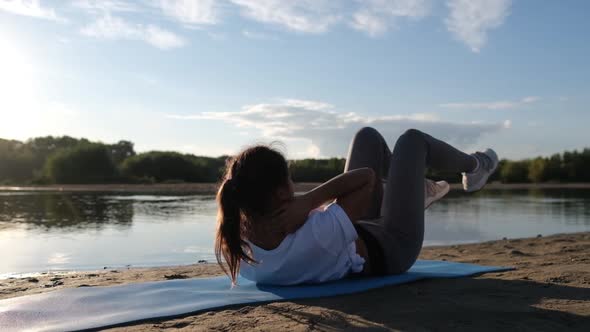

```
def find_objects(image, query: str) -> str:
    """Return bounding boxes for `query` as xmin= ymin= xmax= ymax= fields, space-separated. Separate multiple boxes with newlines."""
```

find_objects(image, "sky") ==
xmin=0 ymin=0 xmax=589 ymax=160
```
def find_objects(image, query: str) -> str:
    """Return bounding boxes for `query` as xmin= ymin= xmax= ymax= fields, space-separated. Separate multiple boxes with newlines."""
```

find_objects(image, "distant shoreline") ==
xmin=1 ymin=182 xmax=590 ymax=194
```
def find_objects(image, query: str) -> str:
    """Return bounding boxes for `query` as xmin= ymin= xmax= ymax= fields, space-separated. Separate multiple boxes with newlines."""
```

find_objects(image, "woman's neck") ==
xmin=247 ymin=215 xmax=287 ymax=251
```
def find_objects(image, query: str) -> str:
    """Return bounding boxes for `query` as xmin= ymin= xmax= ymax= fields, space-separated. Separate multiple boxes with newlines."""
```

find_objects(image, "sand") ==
xmin=1 ymin=232 xmax=589 ymax=331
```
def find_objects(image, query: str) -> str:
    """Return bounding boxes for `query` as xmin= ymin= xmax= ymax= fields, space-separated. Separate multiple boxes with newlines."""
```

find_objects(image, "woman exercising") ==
xmin=215 ymin=127 xmax=498 ymax=285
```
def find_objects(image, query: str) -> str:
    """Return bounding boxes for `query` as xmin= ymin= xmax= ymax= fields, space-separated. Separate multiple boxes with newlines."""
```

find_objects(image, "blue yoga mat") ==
xmin=0 ymin=260 xmax=511 ymax=332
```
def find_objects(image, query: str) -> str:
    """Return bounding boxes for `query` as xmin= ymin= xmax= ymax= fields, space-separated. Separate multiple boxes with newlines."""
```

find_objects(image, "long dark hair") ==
xmin=215 ymin=144 xmax=290 ymax=285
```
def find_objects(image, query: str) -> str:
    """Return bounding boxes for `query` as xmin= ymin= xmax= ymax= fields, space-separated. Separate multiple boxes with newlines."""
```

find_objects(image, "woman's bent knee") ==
xmin=355 ymin=126 xmax=380 ymax=139
xmin=394 ymin=128 xmax=425 ymax=149
xmin=352 ymin=127 xmax=384 ymax=145
xmin=401 ymin=128 xmax=424 ymax=140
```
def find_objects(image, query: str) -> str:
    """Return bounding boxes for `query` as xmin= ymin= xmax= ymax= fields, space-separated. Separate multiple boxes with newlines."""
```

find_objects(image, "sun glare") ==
xmin=0 ymin=38 xmax=38 ymax=138
xmin=0 ymin=40 xmax=35 ymax=100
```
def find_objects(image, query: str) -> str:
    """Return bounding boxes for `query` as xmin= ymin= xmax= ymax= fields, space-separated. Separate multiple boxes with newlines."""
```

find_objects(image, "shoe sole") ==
xmin=425 ymin=182 xmax=451 ymax=209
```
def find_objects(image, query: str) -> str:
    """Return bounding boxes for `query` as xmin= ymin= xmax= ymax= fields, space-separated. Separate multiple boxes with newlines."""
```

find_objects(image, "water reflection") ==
xmin=0 ymin=189 xmax=588 ymax=276
xmin=423 ymin=189 xmax=590 ymax=246
xmin=0 ymin=193 xmax=218 ymax=277
xmin=0 ymin=193 xmax=134 ymax=231
xmin=438 ymin=189 xmax=590 ymax=223
xmin=0 ymin=193 xmax=219 ymax=233
xmin=122 ymin=195 xmax=216 ymax=220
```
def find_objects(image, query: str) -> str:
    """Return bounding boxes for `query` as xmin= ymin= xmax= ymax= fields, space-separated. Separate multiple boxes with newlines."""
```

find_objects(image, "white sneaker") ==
xmin=381 ymin=178 xmax=450 ymax=211
xmin=425 ymin=179 xmax=450 ymax=209
xmin=462 ymin=148 xmax=499 ymax=193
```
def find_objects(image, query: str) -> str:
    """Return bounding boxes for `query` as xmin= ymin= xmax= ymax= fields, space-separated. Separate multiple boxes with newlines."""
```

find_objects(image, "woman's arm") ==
xmin=273 ymin=168 xmax=376 ymax=234
xmin=334 ymin=169 xmax=378 ymax=222
xmin=304 ymin=168 xmax=376 ymax=220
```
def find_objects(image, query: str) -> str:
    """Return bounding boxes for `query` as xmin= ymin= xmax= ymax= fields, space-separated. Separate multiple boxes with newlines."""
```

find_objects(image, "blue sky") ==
xmin=1 ymin=0 xmax=589 ymax=159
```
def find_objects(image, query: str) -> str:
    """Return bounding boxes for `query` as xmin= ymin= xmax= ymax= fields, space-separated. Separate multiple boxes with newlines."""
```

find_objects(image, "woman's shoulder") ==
xmin=308 ymin=202 xmax=353 ymax=226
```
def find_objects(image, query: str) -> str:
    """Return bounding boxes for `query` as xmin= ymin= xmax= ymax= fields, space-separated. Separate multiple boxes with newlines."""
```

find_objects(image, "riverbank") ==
xmin=1 ymin=182 xmax=590 ymax=194
xmin=1 ymin=232 xmax=589 ymax=330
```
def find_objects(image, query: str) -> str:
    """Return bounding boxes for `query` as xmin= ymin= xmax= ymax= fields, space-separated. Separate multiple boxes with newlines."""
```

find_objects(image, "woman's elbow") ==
xmin=363 ymin=168 xmax=377 ymax=195
xmin=360 ymin=168 xmax=377 ymax=214
xmin=358 ymin=167 xmax=377 ymax=188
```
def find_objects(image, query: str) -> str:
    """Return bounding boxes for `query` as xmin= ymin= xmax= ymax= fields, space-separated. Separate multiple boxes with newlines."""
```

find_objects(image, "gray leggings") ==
xmin=345 ymin=127 xmax=476 ymax=275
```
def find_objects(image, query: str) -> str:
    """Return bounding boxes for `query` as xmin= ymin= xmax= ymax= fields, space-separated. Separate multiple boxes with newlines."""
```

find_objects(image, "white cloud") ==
xmin=351 ymin=0 xmax=432 ymax=36
xmin=2 ymin=0 xmax=511 ymax=52
xmin=71 ymin=0 xmax=140 ymax=13
xmin=520 ymin=96 xmax=539 ymax=104
xmin=230 ymin=0 xmax=340 ymax=34
xmin=81 ymin=14 xmax=139 ymax=39
xmin=73 ymin=0 xmax=220 ymax=27
xmin=159 ymin=0 xmax=219 ymax=26
xmin=445 ymin=0 xmax=511 ymax=52
xmin=232 ymin=0 xmax=431 ymax=36
xmin=169 ymin=98 xmax=507 ymax=157
xmin=0 ymin=0 xmax=64 ymax=21
xmin=351 ymin=9 xmax=387 ymax=36
xmin=80 ymin=14 xmax=186 ymax=49
xmin=145 ymin=25 xmax=186 ymax=48
xmin=242 ymin=29 xmax=277 ymax=40
xmin=439 ymin=96 xmax=539 ymax=110
xmin=179 ymin=144 xmax=233 ymax=157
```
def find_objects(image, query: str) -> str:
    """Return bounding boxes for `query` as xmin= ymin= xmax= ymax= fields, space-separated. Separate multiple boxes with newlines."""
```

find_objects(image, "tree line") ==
xmin=0 ymin=136 xmax=589 ymax=185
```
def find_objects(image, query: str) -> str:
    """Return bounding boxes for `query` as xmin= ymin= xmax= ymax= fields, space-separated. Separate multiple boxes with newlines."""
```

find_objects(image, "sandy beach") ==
xmin=1 ymin=232 xmax=589 ymax=331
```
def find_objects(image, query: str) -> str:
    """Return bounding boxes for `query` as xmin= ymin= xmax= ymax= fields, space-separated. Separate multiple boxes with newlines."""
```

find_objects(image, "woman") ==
xmin=215 ymin=127 xmax=498 ymax=285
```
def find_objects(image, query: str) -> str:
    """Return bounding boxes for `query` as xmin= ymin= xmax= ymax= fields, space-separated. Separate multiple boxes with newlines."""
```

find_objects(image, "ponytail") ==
xmin=215 ymin=178 xmax=256 ymax=286
xmin=214 ymin=144 xmax=290 ymax=285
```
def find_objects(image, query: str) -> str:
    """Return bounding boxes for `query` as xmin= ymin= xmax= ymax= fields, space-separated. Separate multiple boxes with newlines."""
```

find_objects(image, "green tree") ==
xmin=289 ymin=158 xmax=346 ymax=182
xmin=28 ymin=136 xmax=88 ymax=170
xmin=120 ymin=152 xmax=212 ymax=182
xmin=545 ymin=154 xmax=562 ymax=181
xmin=0 ymin=139 xmax=35 ymax=184
xmin=44 ymin=143 xmax=119 ymax=184
xmin=500 ymin=160 xmax=530 ymax=183
xmin=528 ymin=157 xmax=547 ymax=183
xmin=108 ymin=140 xmax=136 ymax=165
xmin=582 ymin=149 xmax=590 ymax=181
xmin=4 ymin=134 xmax=590 ymax=185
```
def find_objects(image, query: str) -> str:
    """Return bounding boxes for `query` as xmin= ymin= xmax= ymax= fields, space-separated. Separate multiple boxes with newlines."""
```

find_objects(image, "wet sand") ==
xmin=1 ymin=232 xmax=589 ymax=331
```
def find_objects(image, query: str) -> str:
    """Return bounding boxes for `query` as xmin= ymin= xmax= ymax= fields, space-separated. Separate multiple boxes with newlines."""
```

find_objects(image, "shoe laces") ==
xmin=474 ymin=152 xmax=493 ymax=172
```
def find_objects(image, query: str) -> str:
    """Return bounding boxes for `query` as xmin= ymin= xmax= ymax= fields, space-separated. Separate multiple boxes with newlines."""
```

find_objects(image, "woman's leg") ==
xmin=381 ymin=128 xmax=477 ymax=273
xmin=344 ymin=127 xmax=391 ymax=219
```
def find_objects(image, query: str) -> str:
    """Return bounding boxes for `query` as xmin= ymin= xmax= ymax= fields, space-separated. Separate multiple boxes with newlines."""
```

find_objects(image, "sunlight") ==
xmin=0 ymin=37 xmax=39 ymax=138
xmin=0 ymin=39 xmax=35 ymax=101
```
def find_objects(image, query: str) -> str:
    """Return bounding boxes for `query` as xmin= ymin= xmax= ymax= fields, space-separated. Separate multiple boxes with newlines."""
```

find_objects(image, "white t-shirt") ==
xmin=239 ymin=202 xmax=365 ymax=285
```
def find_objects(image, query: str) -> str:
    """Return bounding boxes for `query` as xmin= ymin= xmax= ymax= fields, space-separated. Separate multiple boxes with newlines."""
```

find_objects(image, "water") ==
xmin=1 ymin=189 xmax=589 ymax=278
